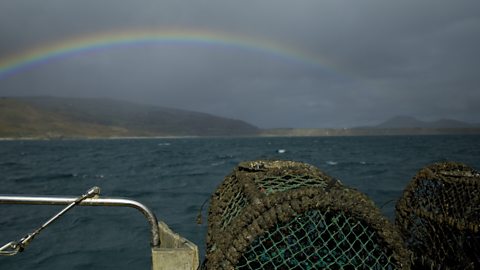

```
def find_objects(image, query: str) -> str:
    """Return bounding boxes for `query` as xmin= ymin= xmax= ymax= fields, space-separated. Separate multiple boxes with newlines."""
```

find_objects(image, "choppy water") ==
xmin=1 ymin=136 xmax=479 ymax=269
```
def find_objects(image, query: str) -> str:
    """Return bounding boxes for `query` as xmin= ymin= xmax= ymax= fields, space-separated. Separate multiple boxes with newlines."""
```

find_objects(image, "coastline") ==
xmin=2 ymin=127 xmax=480 ymax=141
xmin=0 ymin=135 xmax=200 ymax=141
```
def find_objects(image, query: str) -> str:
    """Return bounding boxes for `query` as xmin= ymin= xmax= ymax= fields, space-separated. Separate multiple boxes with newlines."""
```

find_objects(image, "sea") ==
xmin=1 ymin=135 xmax=479 ymax=269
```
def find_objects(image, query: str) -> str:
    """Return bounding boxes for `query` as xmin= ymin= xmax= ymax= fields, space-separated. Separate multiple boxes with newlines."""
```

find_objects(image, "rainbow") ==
xmin=0 ymin=28 xmax=336 ymax=80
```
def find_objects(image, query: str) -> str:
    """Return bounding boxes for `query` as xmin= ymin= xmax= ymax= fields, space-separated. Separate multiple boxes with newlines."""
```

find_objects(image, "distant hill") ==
xmin=375 ymin=116 xmax=473 ymax=129
xmin=260 ymin=116 xmax=480 ymax=137
xmin=0 ymin=97 xmax=259 ymax=138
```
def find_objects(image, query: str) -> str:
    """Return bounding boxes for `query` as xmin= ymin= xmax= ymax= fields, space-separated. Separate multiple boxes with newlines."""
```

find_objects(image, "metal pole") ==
xmin=0 ymin=195 xmax=160 ymax=248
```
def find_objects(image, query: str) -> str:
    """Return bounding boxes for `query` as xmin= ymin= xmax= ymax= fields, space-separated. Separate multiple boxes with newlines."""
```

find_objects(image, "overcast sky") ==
xmin=0 ymin=0 xmax=479 ymax=128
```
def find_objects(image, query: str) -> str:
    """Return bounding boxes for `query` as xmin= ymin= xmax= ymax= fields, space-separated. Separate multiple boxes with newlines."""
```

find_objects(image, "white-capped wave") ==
xmin=158 ymin=142 xmax=171 ymax=146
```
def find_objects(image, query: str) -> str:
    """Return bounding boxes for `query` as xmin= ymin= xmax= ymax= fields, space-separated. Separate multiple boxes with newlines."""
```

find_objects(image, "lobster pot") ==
xmin=396 ymin=162 xmax=480 ymax=269
xmin=205 ymin=160 xmax=410 ymax=270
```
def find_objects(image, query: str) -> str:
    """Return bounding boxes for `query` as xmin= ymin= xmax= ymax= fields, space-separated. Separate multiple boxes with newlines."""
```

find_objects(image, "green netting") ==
xmin=205 ymin=160 xmax=410 ymax=270
xmin=217 ymin=174 xmax=248 ymax=230
xmin=254 ymin=174 xmax=328 ymax=195
xmin=237 ymin=209 xmax=398 ymax=270
xmin=221 ymin=190 xmax=247 ymax=230
xmin=396 ymin=162 xmax=480 ymax=269
xmin=206 ymin=160 xmax=340 ymax=251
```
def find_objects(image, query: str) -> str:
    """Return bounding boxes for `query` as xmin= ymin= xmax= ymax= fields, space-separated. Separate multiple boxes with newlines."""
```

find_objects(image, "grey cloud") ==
xmin=1 ymin=0 xmax=479 ymax=127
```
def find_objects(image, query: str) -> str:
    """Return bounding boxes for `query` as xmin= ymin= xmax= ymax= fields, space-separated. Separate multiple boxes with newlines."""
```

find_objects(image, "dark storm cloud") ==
xmin=0 ymin=0 xmax=479 ymax=127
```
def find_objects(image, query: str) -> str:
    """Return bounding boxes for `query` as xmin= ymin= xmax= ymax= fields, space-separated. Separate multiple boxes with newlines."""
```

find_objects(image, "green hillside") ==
xmin=0 ymin=97 xmax=259 ymax=138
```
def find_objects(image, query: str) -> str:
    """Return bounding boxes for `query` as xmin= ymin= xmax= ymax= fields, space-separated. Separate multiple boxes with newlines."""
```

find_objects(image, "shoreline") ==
xmin=2 ymin=129 xmax=480 ymax=141
xmin=0 ymin=135 xmax=200 ymax=141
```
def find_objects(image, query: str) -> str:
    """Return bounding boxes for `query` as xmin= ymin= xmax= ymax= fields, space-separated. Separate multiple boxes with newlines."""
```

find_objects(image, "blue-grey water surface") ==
xmin=1 ymin=136 xmax=479 ymax=269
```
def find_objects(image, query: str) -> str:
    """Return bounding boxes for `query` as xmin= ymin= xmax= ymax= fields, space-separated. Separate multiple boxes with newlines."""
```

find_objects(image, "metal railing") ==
xmin=0 ymin=187 xmax=160 ymax=255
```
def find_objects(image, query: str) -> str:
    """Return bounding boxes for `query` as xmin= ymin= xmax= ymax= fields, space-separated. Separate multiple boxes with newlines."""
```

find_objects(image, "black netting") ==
xmin=396 ymin=162 xmax=480 ymax=269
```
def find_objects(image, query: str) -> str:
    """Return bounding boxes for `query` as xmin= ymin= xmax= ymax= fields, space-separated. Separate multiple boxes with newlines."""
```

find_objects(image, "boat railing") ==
xmin=0 ymin=187 xmax=200 ymax=269
xmin=0 ymin=187 xmax=160 ymax=256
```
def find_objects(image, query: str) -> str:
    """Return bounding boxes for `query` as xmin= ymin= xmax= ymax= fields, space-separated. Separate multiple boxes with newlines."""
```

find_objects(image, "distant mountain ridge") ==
xmin=1 ymin=98 xmax=478 ymax=139
xmin=260 ymin=116 xmax=480 ymax=137
xmin=0 ymin=96 xmax=259 ymax=138
xmin=375 ymin=116 xmax=474 ymax=129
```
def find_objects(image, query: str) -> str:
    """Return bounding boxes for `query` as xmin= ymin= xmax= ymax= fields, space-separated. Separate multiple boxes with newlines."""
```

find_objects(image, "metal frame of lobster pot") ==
xmin=396 ymin=162 xmax=480 ymax=270
xmin=204 ymin=160 xmax=410 ymax=269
